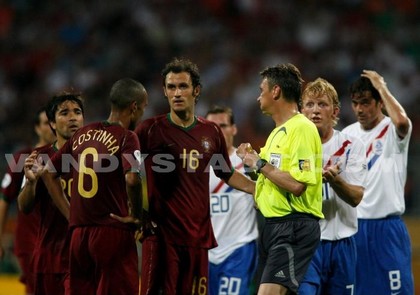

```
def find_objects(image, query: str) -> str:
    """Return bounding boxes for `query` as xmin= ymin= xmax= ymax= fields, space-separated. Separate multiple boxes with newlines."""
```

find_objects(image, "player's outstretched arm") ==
xmin=227 ymin=170 xmax=255 ymax=196
xmin=42 ymin=166 xmax=70 ymax=221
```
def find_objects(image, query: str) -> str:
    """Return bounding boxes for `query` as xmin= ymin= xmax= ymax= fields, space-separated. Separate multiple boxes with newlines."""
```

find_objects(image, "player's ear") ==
xmin=131 ymin=101 xmax=138 ymax=113
xmin=193 ymin=86 xmax=201 ymax=104
xmin=335 ymin=107 xmax=340 ymax=116
xmin=232 ymin=124 xmax=238 ymax=136
xmin=378 ymin=99 xmax=384 ymax=110
xmin=48 ymin=121 xmax=57 ymax=135
xmin=272 ymin=85 xmax=281 ymax=100
xmin=163 ymin=86 xmax=168 ymax=99
xmin=193 ymin=85 xmax=200 ymax=97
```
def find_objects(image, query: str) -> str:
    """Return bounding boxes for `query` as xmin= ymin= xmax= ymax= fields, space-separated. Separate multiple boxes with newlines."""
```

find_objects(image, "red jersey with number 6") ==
xmin=51 ymin=121 xmax=141 ymax=229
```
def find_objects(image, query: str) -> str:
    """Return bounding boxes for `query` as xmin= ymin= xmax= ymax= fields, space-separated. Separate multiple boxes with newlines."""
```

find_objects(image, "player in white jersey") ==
xmin=342 ymin=70 xmax=414 ymax=295
xmin=206 ymin=106 xmax=258 ymax=295
xmin=298 ymin=78 xmax=366 ymax=294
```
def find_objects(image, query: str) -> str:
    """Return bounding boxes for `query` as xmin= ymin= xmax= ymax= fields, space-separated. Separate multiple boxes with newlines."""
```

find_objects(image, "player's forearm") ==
xmin=227 ymin=170 xmax=255 ymax=195
xmin=127 ymin=186 xmax=142 ymax=220
xmin=49 ymin=181 xmax=70 ymax=221
xmin=42 ymin=172 xmax=70 ymax=220
xmin=329 ymin=177 xmax=363 ymax=207
xmin=125 ymin=172 xmax=142 ymax=220
xmin=17 ymin=181 xmax=37 ymax=214
xmin=377 ymin=86 xmax=410 ymax=138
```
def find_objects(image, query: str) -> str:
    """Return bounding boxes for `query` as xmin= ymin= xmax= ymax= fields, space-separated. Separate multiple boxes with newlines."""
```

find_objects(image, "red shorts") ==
xmin=69 ymin=226 xmax=139 ymax=295
xmin=34 ymin=273 xmax=69 ymax=295
xmin=140 ymin=235 xmax=209 ymax=295
xmin=15 ymin=253 xmax=35 ymax=294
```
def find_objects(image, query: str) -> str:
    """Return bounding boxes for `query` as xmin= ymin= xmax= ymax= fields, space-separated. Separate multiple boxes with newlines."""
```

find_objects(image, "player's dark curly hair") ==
xmin=46 ymin=92 xmax=85 ymax=123
xmin=349 ymin=76 xmax=381 ymax=101
xmin=161 ymin=57 xmax=202 ymax=89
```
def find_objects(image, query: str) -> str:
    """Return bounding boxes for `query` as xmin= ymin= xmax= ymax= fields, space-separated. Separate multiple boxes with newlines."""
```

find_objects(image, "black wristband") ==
xmin=256 ymin=159 xmax=267 ymax=173
xmin=244 ymin=164 xmax=253 ymax=173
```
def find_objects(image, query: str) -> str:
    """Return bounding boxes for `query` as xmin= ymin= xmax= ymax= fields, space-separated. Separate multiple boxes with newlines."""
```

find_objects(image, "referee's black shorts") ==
xmin=258 ymin=213 xmax=320 ymax=294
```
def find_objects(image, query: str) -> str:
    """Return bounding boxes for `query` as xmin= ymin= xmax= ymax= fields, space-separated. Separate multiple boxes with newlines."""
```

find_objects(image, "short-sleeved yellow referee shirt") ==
xmin=256 ymin=114 xmax=324 ymax=219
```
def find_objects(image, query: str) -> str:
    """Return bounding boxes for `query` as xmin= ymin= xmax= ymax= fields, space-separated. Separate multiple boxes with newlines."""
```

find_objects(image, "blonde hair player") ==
xmin=299 ymin=77 xmax=366 ymax=294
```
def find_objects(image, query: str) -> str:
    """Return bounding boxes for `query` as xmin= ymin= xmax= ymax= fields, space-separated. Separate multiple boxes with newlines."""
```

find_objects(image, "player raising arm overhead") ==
xmin=342 ymin=70 xmax=414 ymax=295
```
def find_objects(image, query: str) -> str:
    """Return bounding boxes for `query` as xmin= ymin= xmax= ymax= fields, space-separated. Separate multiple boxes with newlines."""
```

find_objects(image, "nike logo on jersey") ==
xmin=279 ymin=127 xmax=287 ymax=134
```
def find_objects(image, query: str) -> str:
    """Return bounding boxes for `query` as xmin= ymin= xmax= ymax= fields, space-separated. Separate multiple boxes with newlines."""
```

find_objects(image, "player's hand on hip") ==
xmin=110 ymin=213 xmax=140 ymax=225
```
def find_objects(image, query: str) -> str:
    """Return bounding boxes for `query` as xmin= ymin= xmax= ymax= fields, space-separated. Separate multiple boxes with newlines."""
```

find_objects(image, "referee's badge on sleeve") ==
xmin=299 ymin=159 xmax=311 ymax=171
xmin=269 ymin=154 xmax=281 ymax=168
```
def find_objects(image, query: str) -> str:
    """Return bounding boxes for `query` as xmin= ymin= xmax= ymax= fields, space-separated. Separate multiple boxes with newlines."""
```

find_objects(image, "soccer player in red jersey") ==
xmin=136 ymin=58 xmax=255 ymax=295
xmin=18 ymin=93 xmax=84 ymax=295
xmin=43 ymin=78 xmax=148 ymax=295
xmin=0 ymin=107 xmax=55 ymax=295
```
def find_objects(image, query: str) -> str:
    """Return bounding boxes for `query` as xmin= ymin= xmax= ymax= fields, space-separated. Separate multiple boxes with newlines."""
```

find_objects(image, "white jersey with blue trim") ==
xmin=342 ymin=116 xmax=412 ymax=219
xmin=320 ymin=130 xmax=366 ymax=240
xmin=209 ymin=150 xmax=258 ymax=264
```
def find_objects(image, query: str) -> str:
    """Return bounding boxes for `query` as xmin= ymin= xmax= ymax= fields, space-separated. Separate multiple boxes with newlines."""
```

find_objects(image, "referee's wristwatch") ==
xmin=256 ymin=158 xmax=267 ymax=173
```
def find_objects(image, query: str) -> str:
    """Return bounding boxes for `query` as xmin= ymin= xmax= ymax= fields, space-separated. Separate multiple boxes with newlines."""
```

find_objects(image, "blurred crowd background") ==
xmin=0 ymin=0 xmax=419 ymax=217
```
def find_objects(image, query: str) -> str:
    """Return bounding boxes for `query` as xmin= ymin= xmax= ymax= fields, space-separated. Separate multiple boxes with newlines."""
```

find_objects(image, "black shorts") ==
xmin=258 ymin=213 xmax=320 ymax=293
